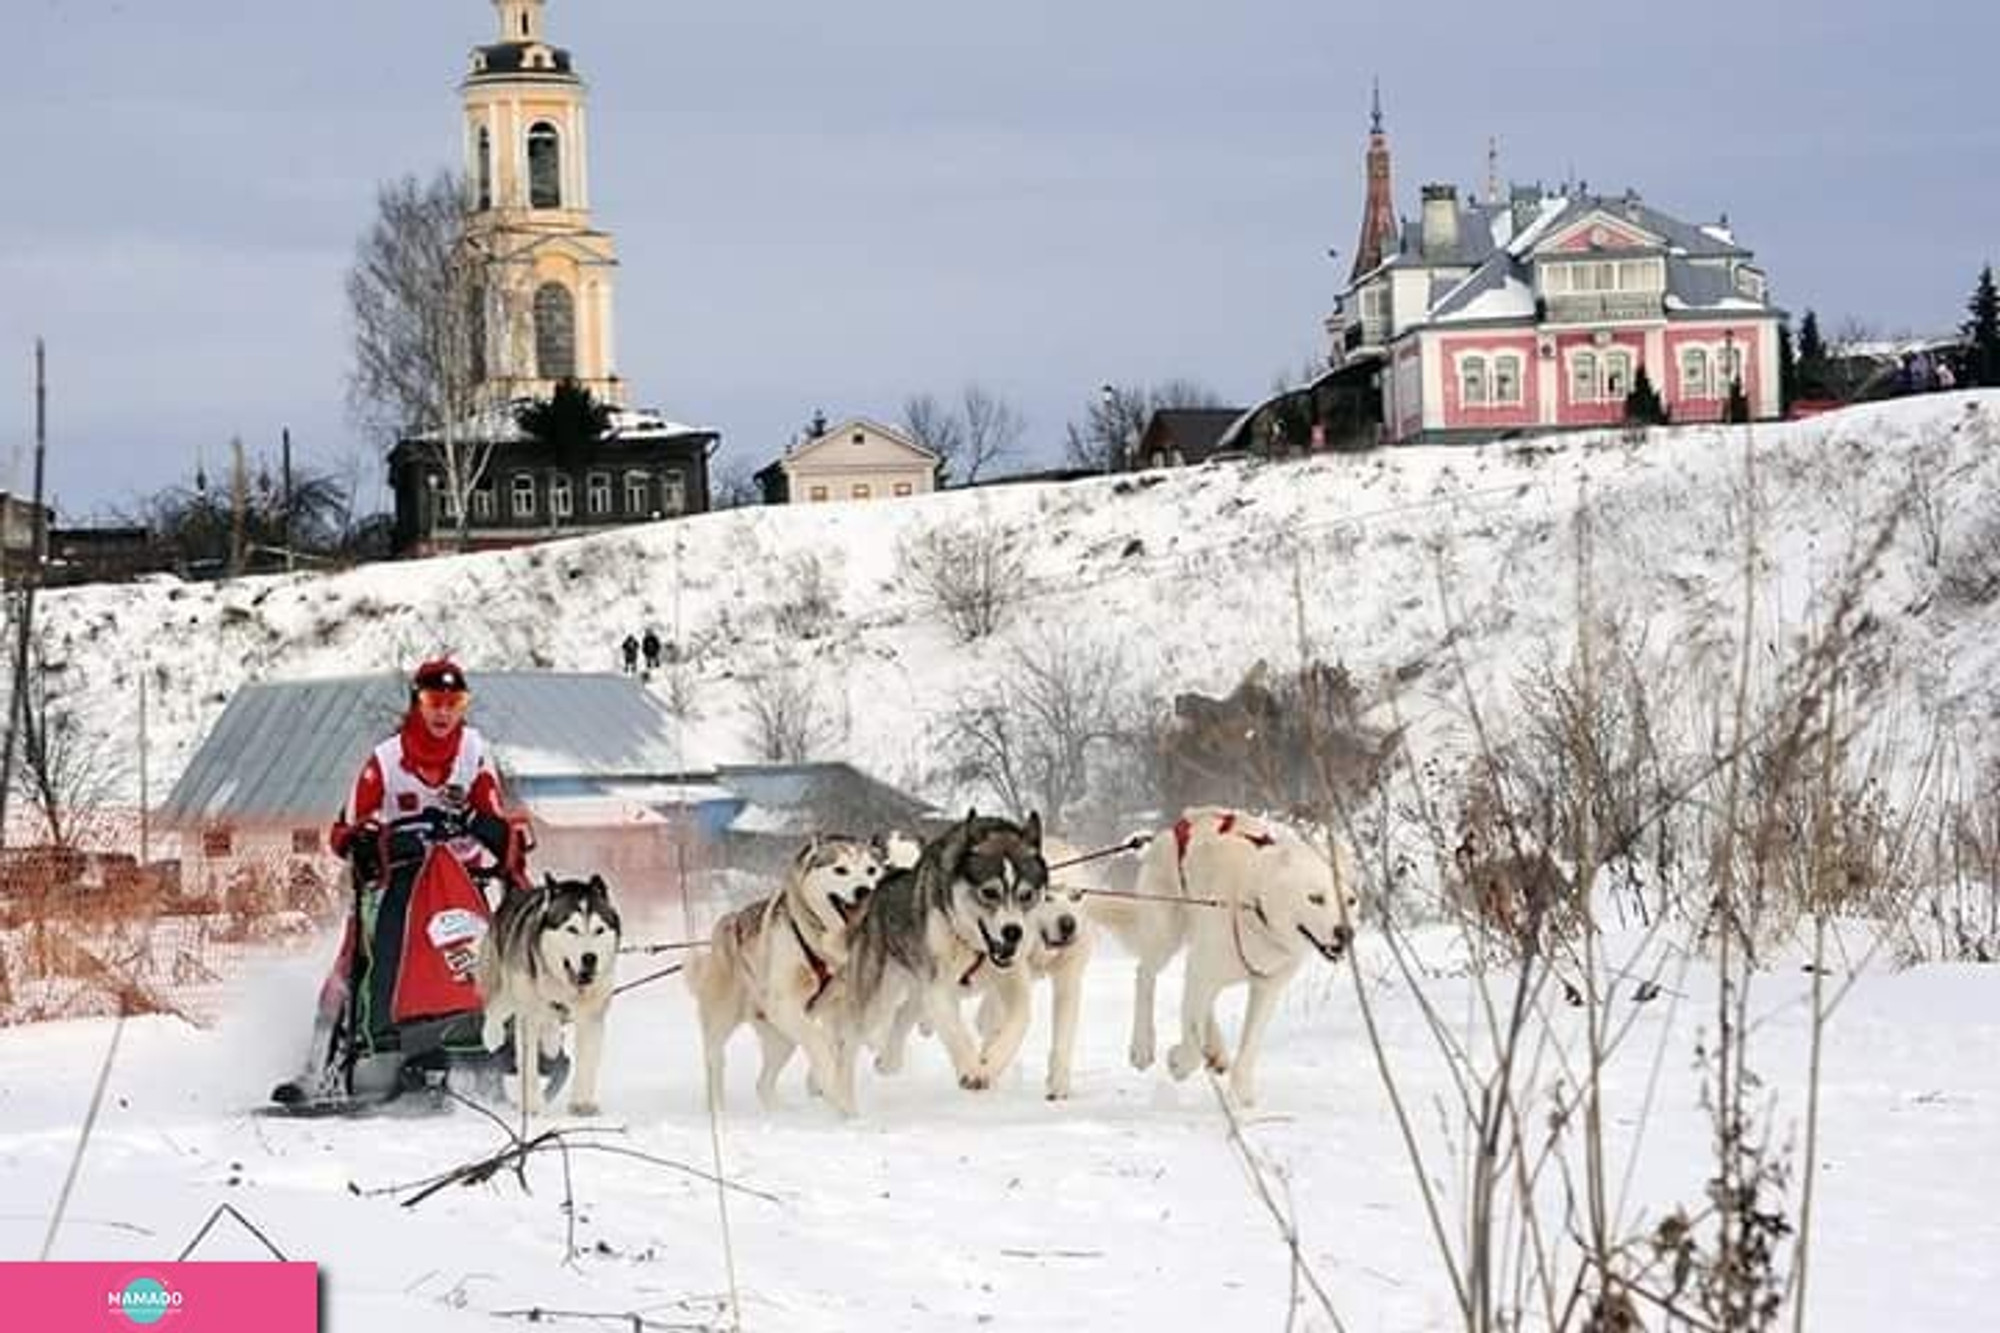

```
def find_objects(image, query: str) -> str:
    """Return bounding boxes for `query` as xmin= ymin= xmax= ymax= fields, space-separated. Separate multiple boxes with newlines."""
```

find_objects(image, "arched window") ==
xmin=1494 ymin=354 xmax=1522 ymax=404
xmin=1683 ymin=348 xmax=1710 ymax=398
xmin=624 ymin=470 xmax=652 ymax=514
xmin=1605 ymin=351 xmax=1632 ymax=399
xmin=527 ymin=122 xmax=562 ymax=209
xmin=1459 ymin=355 xmax=1488 ymax=406
xmin=511 ymin=473 xmax=537 ymax=520
xmin=550 ymin=474 xmax=574 ymax=520
xmin=475 ymin=126 xmax=493 ymax=210
xmin=1572 ymin=352 xmax=1598 ymax=402
xmin=533 ymin=283 xmax=576 ymax=380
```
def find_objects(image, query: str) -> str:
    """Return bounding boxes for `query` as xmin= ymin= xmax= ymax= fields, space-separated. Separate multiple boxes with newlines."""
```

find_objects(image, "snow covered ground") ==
xmin=4 ymin=926 xmax=1999 ymax=1331
xmin=8 ymin=394 xmax=2000 ymax=1328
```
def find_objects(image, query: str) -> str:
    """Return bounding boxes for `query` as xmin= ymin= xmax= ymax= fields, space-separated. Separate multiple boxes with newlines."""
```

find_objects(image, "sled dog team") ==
xmin=686 ymin=805 xmax=1359 ymax=1115
xmin=478 ymin=806 xmax=1357 ymax=1118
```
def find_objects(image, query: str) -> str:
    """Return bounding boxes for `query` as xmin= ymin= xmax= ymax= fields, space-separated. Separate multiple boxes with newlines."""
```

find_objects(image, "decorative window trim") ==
xmin=511 ymin=473 xmax=538 ymax=519
xmin=550 ymin=474 xmax=574 ymax=519
xmin=1571 ymin=350 xmax=1600 ymax=402
xmin=1493 ymin=354 xmax=1523 ymax=405
xmin=527 ymin=121 xmax=563 ymax=209
xmin=1459 ymin=354 xmax=1489 ymax=407
xmin=623 ymin=470 xmax=651 ymax=515
xmin=586 ymin=471 xmax=612 ymax=516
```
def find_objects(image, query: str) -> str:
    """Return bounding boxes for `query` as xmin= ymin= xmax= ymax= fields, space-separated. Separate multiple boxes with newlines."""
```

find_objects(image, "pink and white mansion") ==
xmin=1325 ymin=98 xmax=1784 ymax=442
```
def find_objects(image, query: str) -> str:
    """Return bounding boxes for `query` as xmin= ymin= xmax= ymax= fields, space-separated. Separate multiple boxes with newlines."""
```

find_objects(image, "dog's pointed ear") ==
xmin=588 ymin=873 xmax=608 ymax=896
xmin=939 ymin=817 xmax=974 ymax=871
xmin=1023 ymin=811 xmax=1042 ymax=848
xmin=797 ymin=835 xmax=821 ymax=866
xmin=543 ymin=871 xmax=558 ymax=890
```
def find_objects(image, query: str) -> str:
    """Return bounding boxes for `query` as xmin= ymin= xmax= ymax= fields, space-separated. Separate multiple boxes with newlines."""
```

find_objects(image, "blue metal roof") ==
xmin=161 ymin=671 xmax=690 ymax=826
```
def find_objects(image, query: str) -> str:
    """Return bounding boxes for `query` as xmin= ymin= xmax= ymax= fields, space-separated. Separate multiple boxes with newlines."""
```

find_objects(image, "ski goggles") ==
xmin=416 ymin=687 xmax=471 ymax=717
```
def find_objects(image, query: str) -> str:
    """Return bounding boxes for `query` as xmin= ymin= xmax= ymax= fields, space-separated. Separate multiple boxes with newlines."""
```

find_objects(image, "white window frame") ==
xmin=1605 ymin=351 xmax=1632 ymax=399
xmin=658 ymin=474 xmax=685 ymax=516
xmin=1572 ymin=351 xmax=1599 ymax=402
xmin=1459 ymin=354 xmax=1488 ymax=406
xmin=511 ymin=473 xmax=537 ymax=520
xmin=586 ymin=472 xmax=611 ymax=516
xmin=1493 ymin=354 xmax=1523 ymax=405
xmin=471 ymin=483 xmax=496 ymax=522
xmin=1682 ymin=347 xmax=1712 ymax=399
xmin=623 ymin=470 xmax=651 ymax=515
xmin=550 ymin=474 xmax=573 ymax=520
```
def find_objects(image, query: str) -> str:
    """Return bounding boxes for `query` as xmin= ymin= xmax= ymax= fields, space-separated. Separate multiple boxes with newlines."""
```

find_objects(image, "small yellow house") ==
xmin=757 ymin=417 xmax=942 ymax=504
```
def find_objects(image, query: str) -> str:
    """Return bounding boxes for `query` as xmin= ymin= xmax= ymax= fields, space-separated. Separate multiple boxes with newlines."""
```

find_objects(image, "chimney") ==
xmin=1420 ymin=184 xmax=1459 ymax=260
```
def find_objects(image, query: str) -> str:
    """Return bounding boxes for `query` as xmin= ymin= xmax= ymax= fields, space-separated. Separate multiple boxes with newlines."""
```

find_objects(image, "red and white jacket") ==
xmin=329 ymin=724 xmax=509 ymax=870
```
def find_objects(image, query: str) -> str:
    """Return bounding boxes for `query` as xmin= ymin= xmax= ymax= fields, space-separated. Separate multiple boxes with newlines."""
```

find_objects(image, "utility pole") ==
xmin=281 ymin=427 xmax=294 ymax=573
xmin=1 ymin=340 xmax=50 ymax=848
xmin=229 ymin=435 xmax=247 ymax=577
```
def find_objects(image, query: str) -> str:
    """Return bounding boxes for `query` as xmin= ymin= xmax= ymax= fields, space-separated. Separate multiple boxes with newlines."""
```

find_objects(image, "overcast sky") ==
xmin=4 ymin=0 xmax=1991 ymax=518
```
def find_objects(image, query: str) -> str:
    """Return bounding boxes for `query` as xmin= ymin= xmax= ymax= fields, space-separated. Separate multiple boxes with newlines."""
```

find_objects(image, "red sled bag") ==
xmin=390 ymin=848 xmax=493 ymax=1025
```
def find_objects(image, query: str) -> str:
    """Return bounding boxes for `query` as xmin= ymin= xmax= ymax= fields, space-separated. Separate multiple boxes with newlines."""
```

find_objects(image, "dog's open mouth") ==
xmin=1299 ymin=924 xmax=1353 ymax=962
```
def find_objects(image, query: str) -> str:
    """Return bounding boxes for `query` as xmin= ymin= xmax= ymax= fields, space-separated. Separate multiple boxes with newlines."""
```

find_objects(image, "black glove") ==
xmin=348 ymin=821 xmax=384 ymax=883
xmin=462 ymin=809 xmax=513 ymax=861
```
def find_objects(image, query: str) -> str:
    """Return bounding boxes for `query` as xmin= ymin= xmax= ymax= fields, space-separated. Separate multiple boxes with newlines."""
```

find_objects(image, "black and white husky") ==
xmin=478 ymin=874 xmax=622 ymax=1116
xmin=829 ymin=811 xmax=1049 ymax=1109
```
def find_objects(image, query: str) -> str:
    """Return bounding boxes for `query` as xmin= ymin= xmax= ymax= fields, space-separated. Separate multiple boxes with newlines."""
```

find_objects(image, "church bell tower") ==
xmin=461 ymin=0 xmax=625 ymax=406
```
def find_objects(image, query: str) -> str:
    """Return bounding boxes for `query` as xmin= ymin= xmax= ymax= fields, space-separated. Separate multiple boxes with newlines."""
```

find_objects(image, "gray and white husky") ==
xmin=478 ymin=873 xmax=622 ymax=1116
xmin=829 ymin=810 xmax=1049 ymax=1109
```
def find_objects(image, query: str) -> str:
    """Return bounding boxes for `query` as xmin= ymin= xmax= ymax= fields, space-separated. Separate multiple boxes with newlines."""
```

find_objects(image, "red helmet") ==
xmin=411 ymin=657 xmax=469 ymax=695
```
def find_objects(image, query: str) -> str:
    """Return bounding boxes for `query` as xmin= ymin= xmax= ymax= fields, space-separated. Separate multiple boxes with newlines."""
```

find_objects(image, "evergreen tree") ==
xmin=1965 ymin=265 xmax=2000 ymax=388
xmin=516 ymin=379 xmax=614 ymax=453
xmin=1623 ymin=364 xmax=1669 ymax=425
xmin=1796 ymin=309 xmax=1829 ymax=398
xmin=1777 ymin=321 xmax=1798 ymax=416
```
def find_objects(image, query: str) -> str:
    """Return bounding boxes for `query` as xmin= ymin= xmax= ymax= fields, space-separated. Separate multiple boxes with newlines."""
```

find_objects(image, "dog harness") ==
xmin=1171 ymin=811 xmax=1285 ymax=980
xmin=789 ymin=913 xmax=836 ymax=1012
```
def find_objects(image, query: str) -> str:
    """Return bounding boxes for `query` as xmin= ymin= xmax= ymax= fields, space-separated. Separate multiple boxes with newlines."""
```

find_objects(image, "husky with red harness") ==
xmin=1090 ymin=807 xmax=1359 ymax=1106
xmin=686 ymin=833 xmax=889 ymax=1115
xmin=267 ymin=658 xmax=540 ymax=1113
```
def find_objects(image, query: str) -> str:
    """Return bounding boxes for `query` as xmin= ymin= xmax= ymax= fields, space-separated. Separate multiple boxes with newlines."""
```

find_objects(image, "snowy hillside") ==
xmin=27 ymin=391 xmax=2000 ymax=827
xmin=7 ymin=395 xmax=2000 ymax=1332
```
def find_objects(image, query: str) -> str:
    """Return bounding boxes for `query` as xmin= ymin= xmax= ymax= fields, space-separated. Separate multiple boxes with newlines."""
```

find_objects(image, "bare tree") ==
xmin=741 ymin=665 xmax=842 ymax=763
xmin=709 ymin=453 xmax=766 ymax=510
xmin=345 ymin=170 xmax=501 ymax=551
xmin=939 ymin=633 xmax=1128 ymax=827
xmin=9 ymin=630 xmax=124 ymax=850
xmin=901 ymin=384 xmax=1025 ymax=484
xmin=1063 ymin=379 xmax=1225 ymax=472
xmin=898 ymin=521 xmax=1027 ymax=642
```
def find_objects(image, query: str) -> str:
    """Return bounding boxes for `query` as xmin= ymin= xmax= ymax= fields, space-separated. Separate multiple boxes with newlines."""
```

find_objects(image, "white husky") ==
xmin=1091 ymin=808 xmax=1357 ymax=1106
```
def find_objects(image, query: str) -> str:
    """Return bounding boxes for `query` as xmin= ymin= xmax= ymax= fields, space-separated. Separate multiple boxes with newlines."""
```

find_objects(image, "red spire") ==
xmin=1350 ymin=80 xmax=1397 ymax=283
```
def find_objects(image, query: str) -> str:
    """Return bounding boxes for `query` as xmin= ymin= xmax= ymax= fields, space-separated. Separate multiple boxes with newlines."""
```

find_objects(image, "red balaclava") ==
xmin=400 ymin=657 xmax=469 ymax=782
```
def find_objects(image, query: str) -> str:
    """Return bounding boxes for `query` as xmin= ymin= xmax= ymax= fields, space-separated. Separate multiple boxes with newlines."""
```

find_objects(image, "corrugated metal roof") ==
xmin=161 ymin=672 xmax=688 ymax=826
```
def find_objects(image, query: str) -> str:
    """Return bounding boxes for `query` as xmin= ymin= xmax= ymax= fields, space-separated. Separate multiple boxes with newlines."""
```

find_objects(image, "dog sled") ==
xmin=265 ymin=810 xmax=566 ymax=1117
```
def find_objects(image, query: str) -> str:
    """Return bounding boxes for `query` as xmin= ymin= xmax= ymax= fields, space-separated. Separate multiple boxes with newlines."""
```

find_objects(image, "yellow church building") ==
xmin=390 ymin=0 xmax=717 ymax=556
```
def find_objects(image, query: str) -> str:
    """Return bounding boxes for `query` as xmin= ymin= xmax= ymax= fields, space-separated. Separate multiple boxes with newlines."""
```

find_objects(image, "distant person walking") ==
xmin=620 ymin=634 xmax=639 ymax=674
xmin=641 ymin=629 xmax=663 ymax=672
